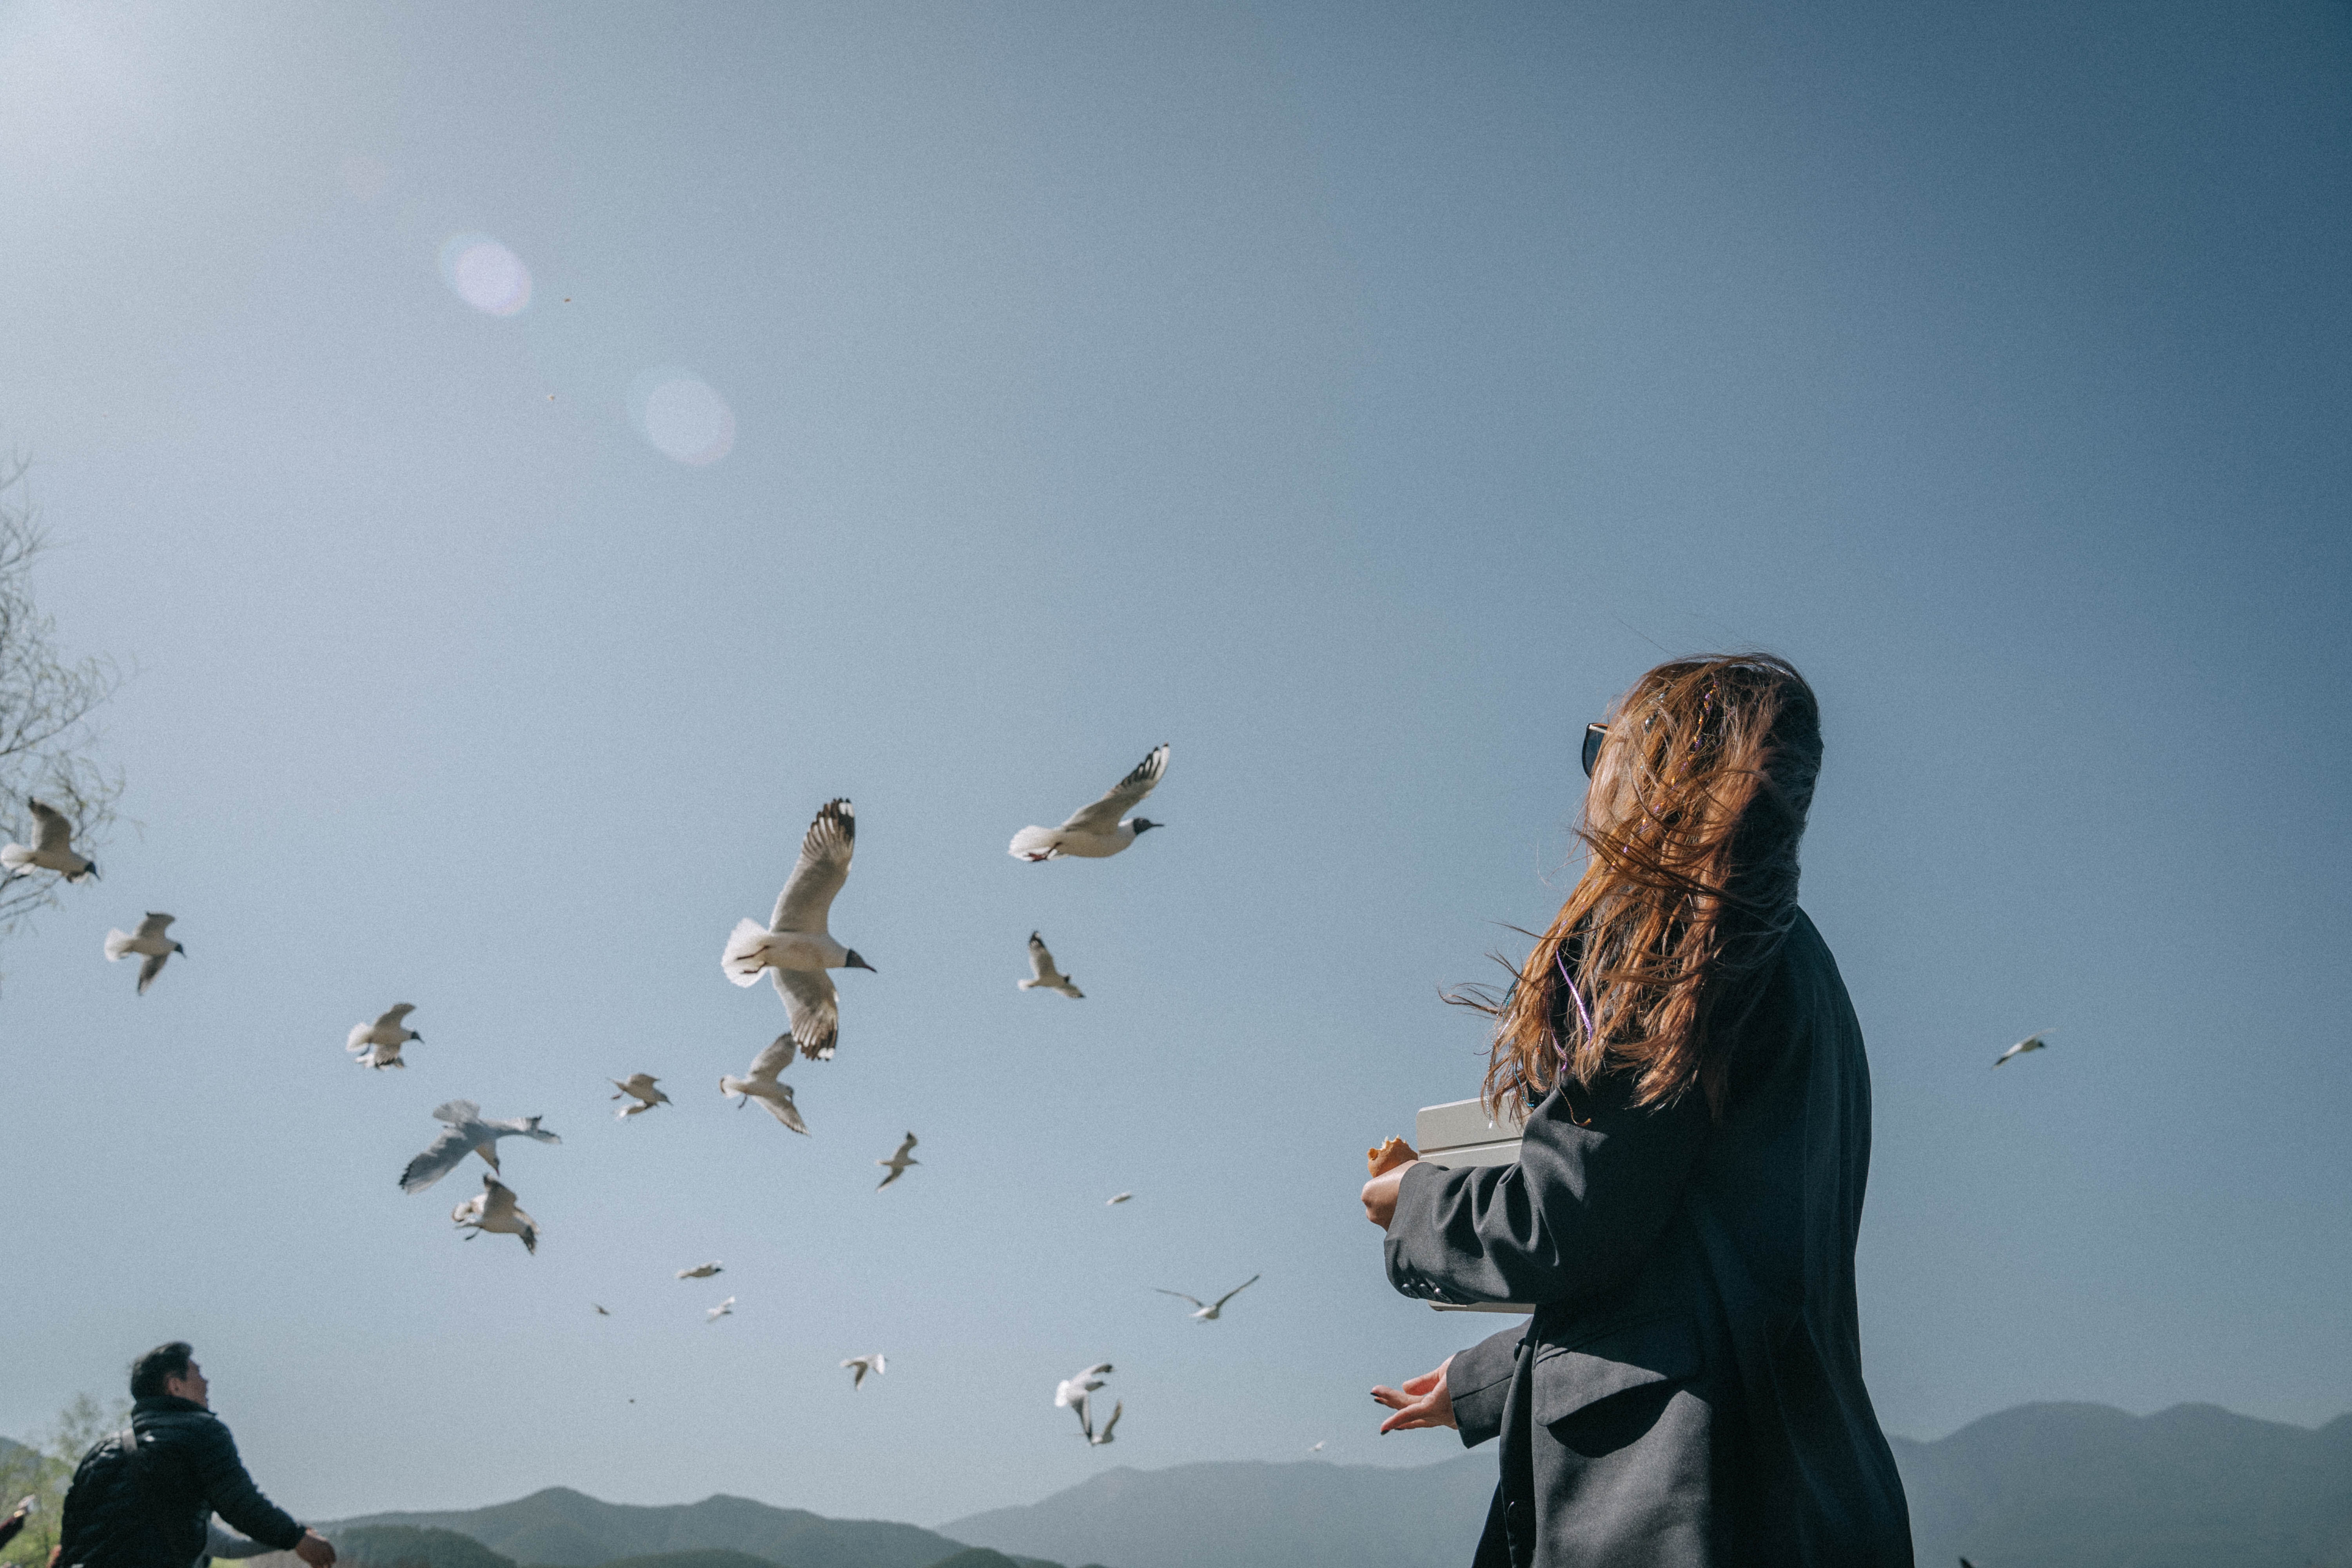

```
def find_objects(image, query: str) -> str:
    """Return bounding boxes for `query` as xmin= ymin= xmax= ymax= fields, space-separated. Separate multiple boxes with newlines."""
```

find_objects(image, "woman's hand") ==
xmin=1361 ymin=1160 xmax=1415 ymax=1229
xmin=1370 ymin=1357 xmax=1456 ymax=1433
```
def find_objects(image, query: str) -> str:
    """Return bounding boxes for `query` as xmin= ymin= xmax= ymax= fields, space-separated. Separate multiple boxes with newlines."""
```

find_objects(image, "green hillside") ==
xmin=339 ymin=1524 xmax=521 ymax=1568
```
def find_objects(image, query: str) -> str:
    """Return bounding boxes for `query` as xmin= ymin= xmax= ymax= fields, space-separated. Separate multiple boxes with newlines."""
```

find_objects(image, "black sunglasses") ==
xmin=1581 ymin=722 xmax=1608 ymax=778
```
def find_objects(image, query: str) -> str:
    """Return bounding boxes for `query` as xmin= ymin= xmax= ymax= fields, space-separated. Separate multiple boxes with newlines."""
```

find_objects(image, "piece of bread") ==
xmin=1367 ymin=1136 xmax=1417 ymax=1176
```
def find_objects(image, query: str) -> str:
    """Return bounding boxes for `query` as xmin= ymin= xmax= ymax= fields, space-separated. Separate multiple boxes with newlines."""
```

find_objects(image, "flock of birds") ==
xmin=9 ymin=744 xmax=1261 ymax=1436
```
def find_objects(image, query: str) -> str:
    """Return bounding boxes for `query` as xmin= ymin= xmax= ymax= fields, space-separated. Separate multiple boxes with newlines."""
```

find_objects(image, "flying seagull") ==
xmin=348 ymin=1004 xmax=421 ymax=1070
xmin=875 ymin=1131 xmax=919 ymax=1189
xmin=677 ymin=1261 xmax=722 ymax=1279
xmin=1993 ymin=1032 xmax=2050 ymax=1068
xmin=1106 ymin=1192 xmax=1133 ymax=1206
xmin=1155 ymin=1274 xmax=1260 ymax=1321
xmin=593 ymin=1304 xmax=610 ymax=1316
xmin=450 ymin=1174 xmax=537 ymax=1254
xmin=2 ymin=799 xmax=97 ymax=884
xmin=706 ymin=1295 xmax=735 ymax=1323
xmin=398 ymin=1101 xmax=561 ymax=1193
xmin=611 ymin=1074 xmax=670 ymax=1118
xmin=104 ymin=914 xmax=184 ymax=995
xmin=842 ymin=1354 xmax=886 ymax=1390
xmin=1009 ymin=745 xmax=1168 ymax=861
xmin=1019 ymin=933 xmax=1084 ymax=998
xmin=1308 ymin=1440 xmax=1325 ymax=1452
xmin=1055 ymin=1362 xmax=1112 ymax=1412
xmin=722 ymin=799 xmax=875 ymax=1061
xmin=719 ymin=1034 xmax=807 ymax=1133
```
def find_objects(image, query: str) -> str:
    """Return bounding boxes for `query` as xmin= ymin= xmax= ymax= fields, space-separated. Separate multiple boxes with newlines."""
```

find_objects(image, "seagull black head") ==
xmin=173 ymin=940 xmax=187 ymax=956
xmin=1131 ymin=818 xmax=1160 ymax=835
xmin=844 ymin=950 xmax=877 ymax=972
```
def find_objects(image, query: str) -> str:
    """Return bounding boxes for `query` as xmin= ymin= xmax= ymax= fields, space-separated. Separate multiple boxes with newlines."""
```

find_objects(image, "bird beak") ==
xmin=847 ymin=952 xmax=877 ymax=972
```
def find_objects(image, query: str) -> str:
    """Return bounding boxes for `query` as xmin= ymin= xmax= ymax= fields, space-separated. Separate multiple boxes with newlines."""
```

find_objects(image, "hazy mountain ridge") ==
xmin=301 ymin=1402 xmax=2352 ymax=1568
xmin=322 ymin=1488 xmax=1048 ymax=1568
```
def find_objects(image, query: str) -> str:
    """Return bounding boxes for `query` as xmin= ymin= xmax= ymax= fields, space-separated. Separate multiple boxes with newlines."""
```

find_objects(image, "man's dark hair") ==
xmin=129 ymin=1341 xmax=194 ymax=1399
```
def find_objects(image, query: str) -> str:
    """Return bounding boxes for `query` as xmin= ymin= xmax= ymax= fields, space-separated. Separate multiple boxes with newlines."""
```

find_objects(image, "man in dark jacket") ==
xmin=60 ymin=1342 xmax=335 ymax=1568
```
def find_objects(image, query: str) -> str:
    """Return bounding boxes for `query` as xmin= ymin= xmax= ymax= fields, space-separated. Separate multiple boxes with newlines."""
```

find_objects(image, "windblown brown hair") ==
xmin=1479 ymin=653 xmax=1822 ymax=1122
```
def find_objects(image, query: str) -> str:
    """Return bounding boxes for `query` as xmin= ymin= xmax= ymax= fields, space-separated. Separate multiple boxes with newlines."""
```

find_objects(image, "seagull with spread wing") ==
xmin=1078 ymin=1396 xmax=1122 ymax=1446
xmin=719 ymin=1034 xmax=807 ymax=1133
xmin=398 ymin=1100 xmax=561 ymax=1193
xmin=611 ymin=1074 xmax=670 ymax=1118
xmin=1993 ymin=1032 xmax=2050 ymax=1068
xmin=450 ymin=1174 xmax=537 ymax=1254
xmin=842 ymin=1354 xmax=886 ymax=1390
xmin=722 ymin=799 xmax=875 ymax=1061
xmin=103 ymin=914 xmax=183 ymax=995
xmin=875 ymin=1131 xmax=919 ymax=1189
xmin=348 ymin=1004 xmax=421 ymax=1069
xmin=1056 ymin=1363 xmax=1112 ymax=1441
xmin=1009 ymin=745 xmax=1167 ymax=861
xmin=1156 ymin=1273 xmax=1260 ymax=1321
xmin=2 ymin=798 xmax=97 ymax=884
xmin=677 ymin=1261 xmax=722 ymax=1279
xmin=1019 ymin=932 xmax=1084 ymax=998
xmin=706 ymin=1295 xmax=735 ymax=1323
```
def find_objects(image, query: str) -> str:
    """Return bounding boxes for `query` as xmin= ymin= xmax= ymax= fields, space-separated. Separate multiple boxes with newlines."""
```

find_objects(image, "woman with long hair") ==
xmin=1361 ymin=653 xmax=1913 ymax=1566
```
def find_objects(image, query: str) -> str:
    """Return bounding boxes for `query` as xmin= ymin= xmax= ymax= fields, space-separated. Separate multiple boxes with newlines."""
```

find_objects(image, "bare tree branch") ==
xmin=0 ymin=455 xmax=123 ymax=941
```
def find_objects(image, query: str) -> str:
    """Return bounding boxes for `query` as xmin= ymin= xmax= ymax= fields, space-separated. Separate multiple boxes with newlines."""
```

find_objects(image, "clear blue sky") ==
xmin=1 ymin=0 xmax=2345 ymax=1529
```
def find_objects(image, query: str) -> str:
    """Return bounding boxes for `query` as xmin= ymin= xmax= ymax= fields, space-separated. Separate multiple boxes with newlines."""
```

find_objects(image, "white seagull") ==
xmin=348 ymin=1004 xmax=421 ymax=1070
xmin=1009 ymin=745 xmax=1168 ymax=861
xmin=2 ymin=798 xmax=98 ymax=884
xmin=1106 ymin=1192 xmax=1133 ymax=1206
xmin=722 ymin=799 xmax=874 ymax=1061
xmin=103 ymin=914 xmax=184 ymax=995
xmin=875 ymin=1131 xmax=919 ymax=1189
xmin=1155 ymin=1273 xmax=1260 ymax=1321
xmin=1055 ymin=1362 xmax=1112 ymax=1412
xmin=399 ymin=1101 xmax=561 ymax=1193
xmin=611 ymin=1074 xmax=671 ymax=1118
xmin=1308 ymin=1440 xmax=1325 ymax=1453
xmin=450 ymin=1174 xmax=537 ymax=1254
xmin=1994 ymin=1032 xmax=2051 ymax=1068
xmin=1019 ymin=933 xmax=1084 ymax=998
xmin=842 ymin=1354 xmax=886 ymax=1390
xmin=719 ymin=1034 xmax=808 ymax=1133
xmin=677 ymin=1261 xmax=723 ymax=1279
xmin=706 ymin=1295 xmax=735 ymax=1323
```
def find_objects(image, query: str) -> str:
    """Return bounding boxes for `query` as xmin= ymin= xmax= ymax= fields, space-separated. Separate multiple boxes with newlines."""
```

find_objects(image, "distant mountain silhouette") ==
xmin=1890 ymin=1401 xmax=2352 ymax=1568
xmin=308 ymin=1403 xmax=2352 ymax=1568
xmin=944 ymin=1403 xmax=2352 ymax=1568
xmin=325 ymin=1488 xmax=1029 ymax=1568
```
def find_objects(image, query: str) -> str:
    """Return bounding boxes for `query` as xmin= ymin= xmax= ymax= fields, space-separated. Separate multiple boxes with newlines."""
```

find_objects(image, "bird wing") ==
xmin=1154 ymin=1288 xmax=1206 ymax=1309
xmin=431 ymin=1099 xmax=481 ymax=1126
xmin=401 ymin=1122 xmax=482 ymax=1192
xmin=1074 ymin=1393 xmax=1094 ymax=1442
xmin=773 ymin=969 xmax=840 ymax=1060
xmin=379 ymin=1004 xmax=415 ymax=1027
xmin=27 ymin=799 xmax=71 ymax=852
xmin=479 ymin=1176 xmax=518 ymax=1222
xmin=1058 ymin=745 xmax=1168 ymax=833
xmin=748 ymin=1031 xmax=795 ymax=1082
xmin=771 ymin=799 xmax=855 ymax=932
xmin=1096 ymin=1400 xmax=1122 ymax=1442
xmin=135 ymin=912 xmax=174 ymax=939
xmin=755 ymin=1089 xmax=807 ymax=1134
xmin=136 ymin=951 xmax=169 ymax=995
xmin=894 ymin=1131 xmax=918 ymax=1160
xmin=1213 ymin=1274 xmax=1261 ymax=1309
xmin=1027 ymin=933 xmax=1057 ymax=982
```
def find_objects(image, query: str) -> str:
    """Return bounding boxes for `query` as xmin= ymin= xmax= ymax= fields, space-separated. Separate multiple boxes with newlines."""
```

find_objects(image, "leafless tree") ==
xmin=0 ymin=454 xmax=121 ymax=939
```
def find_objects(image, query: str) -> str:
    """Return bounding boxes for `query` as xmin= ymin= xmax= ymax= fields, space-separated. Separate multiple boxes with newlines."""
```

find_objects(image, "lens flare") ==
xmin=437 ymin=233 xmax=532 ymax=317
xmin=628 ymin=368 xmax=736 ymax=466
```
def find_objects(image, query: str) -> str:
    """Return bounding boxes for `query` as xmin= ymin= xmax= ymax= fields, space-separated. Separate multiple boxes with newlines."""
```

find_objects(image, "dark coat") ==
xmin=63 ymin=1396 xmax=305 ymax=1568
xmin=1385 ymin=910 xmax=1913 ymax=1567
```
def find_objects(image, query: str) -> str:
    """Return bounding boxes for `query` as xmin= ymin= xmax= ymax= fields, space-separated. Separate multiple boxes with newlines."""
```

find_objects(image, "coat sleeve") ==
xmin=1385 ymin=1079 xmax=1709 ymax=1308
xmin=191 ymin=1420 xmax=304 ymax=1552
xmin=1444 ymin=1322 xmax=1526 ymax=1449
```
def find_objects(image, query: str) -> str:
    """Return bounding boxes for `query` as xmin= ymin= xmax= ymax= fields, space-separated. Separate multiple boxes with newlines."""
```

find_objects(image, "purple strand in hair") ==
xmin=1555 ymin=948 xmax=1593 ymax=1064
